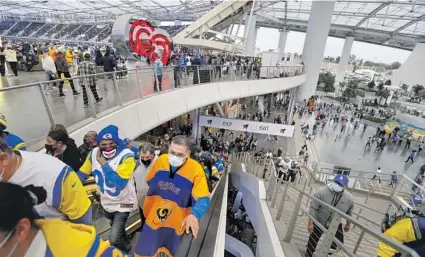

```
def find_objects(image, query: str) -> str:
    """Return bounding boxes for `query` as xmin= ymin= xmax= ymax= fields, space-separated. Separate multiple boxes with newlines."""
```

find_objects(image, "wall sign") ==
xmin=199 ymin=115 xmax=295 ymax=137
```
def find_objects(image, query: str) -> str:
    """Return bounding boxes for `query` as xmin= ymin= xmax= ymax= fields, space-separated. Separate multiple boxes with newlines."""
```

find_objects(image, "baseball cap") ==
xmin=123 ymin=138 xmax=131 ymax=144
xmin=334 ymin=174 xmax=349 ymax=187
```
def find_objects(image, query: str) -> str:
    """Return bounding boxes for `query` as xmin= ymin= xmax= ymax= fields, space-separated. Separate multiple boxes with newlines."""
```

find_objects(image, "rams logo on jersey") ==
xmin=157 ymin=206 xmax=172 ymax=222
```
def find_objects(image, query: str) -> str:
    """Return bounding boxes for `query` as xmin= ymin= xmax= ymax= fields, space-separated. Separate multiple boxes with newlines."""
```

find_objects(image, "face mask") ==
xmin=100 ymin=146 xmax=117 ymax=159
xmin=0 ymin=228 xmax=18 ymax=257
xmin=45 ymin=144 xmax=55 ymax=153
xmin=328 ymin=182 xmax=344 ymax=193
xmin=0 ymin=167 xmax=4 ymax=182
xmin=141 ymin=159 xmax=152 ymax=167
xmin=168 ymin=154 xmax=185 ymax=167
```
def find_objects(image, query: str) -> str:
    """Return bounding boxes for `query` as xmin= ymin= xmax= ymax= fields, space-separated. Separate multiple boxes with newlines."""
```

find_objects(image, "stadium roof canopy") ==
xmin=0 ymin=0 xmax=424 ymax=50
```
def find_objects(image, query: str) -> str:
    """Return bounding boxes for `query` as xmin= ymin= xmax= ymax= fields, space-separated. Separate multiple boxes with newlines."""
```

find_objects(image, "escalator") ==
xmin=85 ymin=171 xmax=228 ymax=257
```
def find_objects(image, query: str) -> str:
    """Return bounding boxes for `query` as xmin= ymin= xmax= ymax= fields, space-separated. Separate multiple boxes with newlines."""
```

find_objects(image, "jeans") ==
xmin=306 ymin=223 xmax=344 ymax=257
xmin=154 ymin=74 xmax=162 ymax=91
xmin=103 ymin=210 xmax=130 ymax=252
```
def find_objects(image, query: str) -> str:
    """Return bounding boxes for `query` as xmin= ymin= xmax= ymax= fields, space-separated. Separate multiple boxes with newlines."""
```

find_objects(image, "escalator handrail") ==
xmin=175 ymin=172 xmax=228 ymax=257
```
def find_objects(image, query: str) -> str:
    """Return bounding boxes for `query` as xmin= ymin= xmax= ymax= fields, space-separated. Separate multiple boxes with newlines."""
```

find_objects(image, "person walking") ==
xmin=306 ymin=175 xmax=354 ymax=257
xmin=405 ymin=150 xmax=417 ymax=164
xmin=55 ymin=52 xmax=80 ymax=97
xmin=42 ymin=51 xmax=57 ymax=94
xmin=77 ymin=52 xmax=103 ymax=108
xmin=4 ymin=44 xmax=18 ymax=77
xmin=418 ymin=141 xmax=424 ymax=153
xmin=372 ymin=167 xmax=382 ymax=184
xmin=153 ymin=53 xmax=163 ymax=91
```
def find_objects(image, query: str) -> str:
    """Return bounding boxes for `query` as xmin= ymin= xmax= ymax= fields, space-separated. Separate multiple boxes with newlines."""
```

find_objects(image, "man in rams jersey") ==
xmin=377 ymin=208 xmax=425 ymax=257
xmin=0 ymin=138 xmax=92 ymax=225
xmin=134 ymin=135 xmax=210 ymax=257
xmin=0 ymin=114 xmax=26 ymax=151
xmin=78 ymin=125 xmax=137 ymax=253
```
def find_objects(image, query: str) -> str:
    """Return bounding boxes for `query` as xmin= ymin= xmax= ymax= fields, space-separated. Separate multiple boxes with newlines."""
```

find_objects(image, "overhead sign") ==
xmin=199 ymin=115 xmax=294 ymax=137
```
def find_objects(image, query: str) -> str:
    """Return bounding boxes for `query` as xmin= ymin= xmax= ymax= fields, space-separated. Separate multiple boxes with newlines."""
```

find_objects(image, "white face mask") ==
xmin=328 ymin=182 xmax=344 ymax=193
xmin=0 ymin=228 xmax=18 ymax=257
xmin=168 ymin=154 xmax=185 ymax=167
xmin=0 ymin=167 xmax=4 ymax=182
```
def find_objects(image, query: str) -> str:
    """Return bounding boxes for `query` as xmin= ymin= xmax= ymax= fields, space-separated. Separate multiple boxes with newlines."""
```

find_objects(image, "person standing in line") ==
xmin=55 ymin=52 xmax=80 ymax=97
xmin=372 ymin=167 xmax=382 ymax=184
xmin=405 ymin=150 xmax=417 ymax=164
xmin=78 ymin=125 xmax=137 ymax=253
xmin=133 ymin=143 xmax=157 ymax=228
xmin=4 ymin=44 xmax=18 ymax=77
xmin=153 ymin=53 xmax=163 ymax=92
xmin=306 ymin=175 xmax=354 ymax=257
xmin=77 ymin=52 xmax=103 ymax=108
xmin=134 ymin=135 xmax=210 ymax=257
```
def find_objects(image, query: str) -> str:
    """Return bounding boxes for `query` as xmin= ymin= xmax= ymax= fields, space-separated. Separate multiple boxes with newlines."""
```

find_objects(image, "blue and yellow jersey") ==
xmin=377 ymin=217 xmax=425 ymax=257
xmin=4 ymin=132 xmax=26 ymax=150
xmin=8 ymin=151 xmax=91 ymax=224
xmin=213 ymin=158 xmax=225 ymax=173
xmin=36 ymin=219 xmax=129 ymax=257
xmin=211 ymin=166 xmax=220 ymax=181
xmin=135 ymin=154 xmax=210 ymax=257
xmin=79 ymin=148 xmax=138 ymax=213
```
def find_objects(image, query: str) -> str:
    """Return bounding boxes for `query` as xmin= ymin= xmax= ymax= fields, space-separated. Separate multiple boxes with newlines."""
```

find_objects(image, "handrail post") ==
xmin=353 ymin=230 xmax=365 ymax=254
xmin=271 ymin=184 xmax=279 ymax=208
xmin=134 ymin=69 xmax=143 ymax=98
xmin=196 ymin=66 xmax=201 ymax=85
xmin=37 ymin=83 xmax=56 ymax=126
xmin=83 ymin=76 xmax=97 ymax=118
xmin=112 ymin=71 xmax=123 ymax=106
xmin=283 ymin=190 xmax=303 ymax=242
xmin=276 ymin=182 xmax=289 ymax=220
xmin=316 ymin=212 xmax=342 ymax=256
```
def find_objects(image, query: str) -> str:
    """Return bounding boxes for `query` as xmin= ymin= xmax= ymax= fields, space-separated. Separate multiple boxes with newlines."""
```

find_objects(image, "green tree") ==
xmin=377 ymin=89 xmax=391 ymax=104
xmin=342 ymin=87 xmax=356 ymax=100
xmin=367 ymin=80 xmax=375 ymax=89
xmin=412 ymin=84 xmax=424 ymax=96
xmin=401 ymin=84 xmax=409 ymax=91
xmin=384 ymin=79 xmax=392 ymax=85
xmin=338 ymin=81 xmax=346 ymax=91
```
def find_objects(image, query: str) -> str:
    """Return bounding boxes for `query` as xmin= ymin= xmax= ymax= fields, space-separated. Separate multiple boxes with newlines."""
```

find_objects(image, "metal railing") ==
xmin=1 ymin=64 xmax=304 ymax=150
xmin=232 ymin=152 xmax=421 ymax=257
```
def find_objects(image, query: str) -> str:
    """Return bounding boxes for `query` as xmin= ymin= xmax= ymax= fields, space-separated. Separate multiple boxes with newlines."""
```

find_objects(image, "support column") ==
xmin=297 ymin=0 xmax=335 ymax=101
xmin=335 ymin=36 xmax=354 ymax=84
xmin=278 ymin=28 xmax=288 ymax=62
xmin=245 ymin=15 xmax=258 ymax=57
xmin=191 ymin=109 xmax=200 ymax=144
xmin=258 ymin=95 xmax=264 ymax=114
xmin=215 ymin=102 xmax=225 ymax=117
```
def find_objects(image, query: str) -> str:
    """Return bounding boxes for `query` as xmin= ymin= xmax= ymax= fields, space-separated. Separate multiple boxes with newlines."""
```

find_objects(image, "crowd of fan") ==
xmin=0 ymin=19 xmax=186 ymax=43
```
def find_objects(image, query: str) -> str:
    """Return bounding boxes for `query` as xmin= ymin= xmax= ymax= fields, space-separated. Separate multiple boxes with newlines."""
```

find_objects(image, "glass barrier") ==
xmin=232 ymin=152 xmax=421 ymax=257
xmin=1 ymin=64 xmax=304 ymax=150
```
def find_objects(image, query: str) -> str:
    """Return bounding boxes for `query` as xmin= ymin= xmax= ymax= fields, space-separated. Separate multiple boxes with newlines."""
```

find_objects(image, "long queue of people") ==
xmin=0 ymin=111 xmax=231 ymax=256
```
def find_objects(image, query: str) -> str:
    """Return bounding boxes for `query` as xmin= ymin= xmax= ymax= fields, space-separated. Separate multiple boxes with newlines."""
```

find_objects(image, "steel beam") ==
xmin=354 ymin=2 xmax=392 ymax=29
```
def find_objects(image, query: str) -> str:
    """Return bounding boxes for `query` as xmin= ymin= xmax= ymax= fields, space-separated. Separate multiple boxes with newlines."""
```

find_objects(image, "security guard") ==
xmin=377 ymin=208 xmax=425 ymax=257
xmin=0 ymin=114 xmax=26 ymax=151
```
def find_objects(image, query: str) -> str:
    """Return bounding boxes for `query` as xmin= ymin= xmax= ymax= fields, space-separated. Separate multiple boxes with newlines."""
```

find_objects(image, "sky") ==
xmin=256 ymin=27 xmax=412 ymax=64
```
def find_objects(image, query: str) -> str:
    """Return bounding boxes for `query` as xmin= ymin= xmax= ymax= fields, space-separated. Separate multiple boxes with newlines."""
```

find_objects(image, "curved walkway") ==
xmin=0 ymin=65 xmax=305 ymax=150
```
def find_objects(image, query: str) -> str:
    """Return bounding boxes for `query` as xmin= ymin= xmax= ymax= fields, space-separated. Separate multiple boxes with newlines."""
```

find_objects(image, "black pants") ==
xmin=58 ymin=71 xmax=77 ymax=94
xmin=406 ymin=156 xmax=414 ymax=163
xmin=154 ymin=74 xmax=162 ymax=91
xmin=81 ymin=84 xmax=100 ymax=105
xmin=8 ymin=62 xmax=17 ymax=76
xmin=0 ymin=63 xmax=5 ymax=76
xmin=306 ymin=223 xmax=344 ymax=257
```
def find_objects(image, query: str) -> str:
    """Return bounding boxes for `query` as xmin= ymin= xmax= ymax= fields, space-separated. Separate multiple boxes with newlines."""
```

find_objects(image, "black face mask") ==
xmin=141 ymin=159 xmax=152 ymax=167
xmin=45 ymin=144 xmax=55 ymax=153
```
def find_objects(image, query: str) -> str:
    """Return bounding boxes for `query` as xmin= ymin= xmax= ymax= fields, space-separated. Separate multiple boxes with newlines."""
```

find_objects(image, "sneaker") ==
xmin=59 ymin=93 xmax=66 ymax=97
xmin=73 ymin=91 xmax=81 ymax=96
xmin=96 ymin=97 xmax=103 ymax=103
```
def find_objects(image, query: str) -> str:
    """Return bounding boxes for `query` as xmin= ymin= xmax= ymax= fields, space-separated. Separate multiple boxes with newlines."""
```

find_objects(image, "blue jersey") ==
xmin=214 ymin=159 xmax=225 ymax=173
